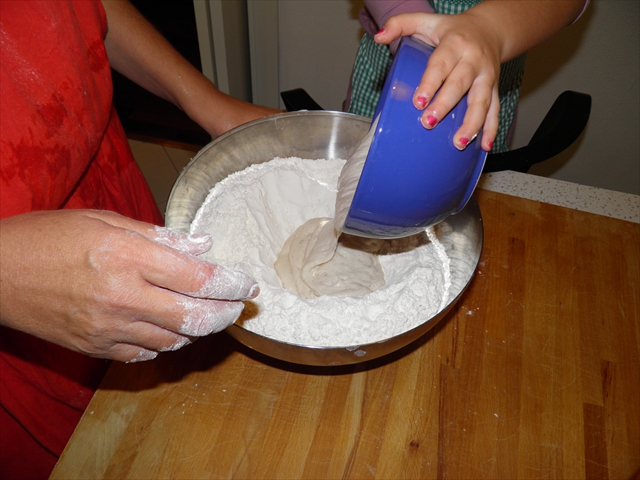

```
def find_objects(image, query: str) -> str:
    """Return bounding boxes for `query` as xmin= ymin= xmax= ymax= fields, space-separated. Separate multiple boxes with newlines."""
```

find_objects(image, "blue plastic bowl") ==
xmin=342 ymin=37 xmax=487 ymax=239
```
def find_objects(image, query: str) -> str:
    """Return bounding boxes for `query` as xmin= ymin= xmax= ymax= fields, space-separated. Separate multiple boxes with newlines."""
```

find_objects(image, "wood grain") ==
xmin=51 ymin=189 xmax=640 ymax=479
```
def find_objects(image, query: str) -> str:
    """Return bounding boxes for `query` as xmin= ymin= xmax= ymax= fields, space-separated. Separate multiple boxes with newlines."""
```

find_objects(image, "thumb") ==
xmin=374 ymin=13 xmax=438 ymax=47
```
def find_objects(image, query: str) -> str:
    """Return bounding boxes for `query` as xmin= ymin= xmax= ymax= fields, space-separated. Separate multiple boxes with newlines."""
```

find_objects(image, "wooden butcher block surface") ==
xmin=51 ymin=189 xmax=640 ymax=479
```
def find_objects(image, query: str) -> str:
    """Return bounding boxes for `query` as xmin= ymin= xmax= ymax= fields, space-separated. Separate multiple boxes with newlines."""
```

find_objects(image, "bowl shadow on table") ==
xmin=99 ymin=294 xmax=469 ymax=394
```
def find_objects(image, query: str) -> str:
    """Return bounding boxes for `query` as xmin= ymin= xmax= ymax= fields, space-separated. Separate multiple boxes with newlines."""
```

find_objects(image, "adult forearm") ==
xmin=100 ymin=0 xmax=275 ymax=137
xmin=463 ymin=0 xmax=587 ymax=62
xmin=101 ymin=0 xmax=203 ymax=108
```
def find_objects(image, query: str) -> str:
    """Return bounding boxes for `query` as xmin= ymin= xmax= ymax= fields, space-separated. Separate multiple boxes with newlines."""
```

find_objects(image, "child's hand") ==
xmin=375 ymin=12 xmax=502 ymax=152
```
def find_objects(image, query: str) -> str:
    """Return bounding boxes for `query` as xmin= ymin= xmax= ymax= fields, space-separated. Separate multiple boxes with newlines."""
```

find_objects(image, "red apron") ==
xmin=1 ymin=1 xmax=162 ymax=477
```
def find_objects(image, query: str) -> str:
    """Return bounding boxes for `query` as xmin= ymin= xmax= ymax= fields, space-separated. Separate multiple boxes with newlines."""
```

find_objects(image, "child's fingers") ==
xmin=413 ymin=45 xmax=464 ymax=115
xmin=480 ymin=86 xmax=501 ymax=151
xmin=412 ymin=47 xmax=458 ymax=116
xmin=416 ymin=51 xmax=475 ymax=130
xmin=452 ymin=76 xmax=495 ymax=150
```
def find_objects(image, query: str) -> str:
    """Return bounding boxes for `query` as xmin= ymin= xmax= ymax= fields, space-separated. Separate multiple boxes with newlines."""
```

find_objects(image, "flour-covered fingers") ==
xmin=141 ymin=242 xmax=259 ymax=301
xmin=97 ymin=302 xmax=234 ymax=362
xmin=186 ymin=262 xmax=259 ymax=300
xmin=150 ymin=226 xmax=214 ymax=256
xmin=78 ymin=211 xmax=259 ymax=300
xmin=149 ymin=228 xmax=260 ymax=300
xmin=139 ymin=286 xmax=247 ymax=337
xmin=80 ymin=210 xmax=212 ymax=256
xmin=173 ymin=297 xmax=245 ymax=337
xmin=118 ymin=319 xmax=193 ymax=352
xmin=74 ymin=289 xmax=241 ymax=361
xmin=87 ymin=338 xmax=161 ymax=364
xmin=81 ymin=211 xmax=214 ymax=256
xmin=106 ymin=343 xmax=159 ymax=363
xmin=85 ymin=215 xmax=257 ymax=337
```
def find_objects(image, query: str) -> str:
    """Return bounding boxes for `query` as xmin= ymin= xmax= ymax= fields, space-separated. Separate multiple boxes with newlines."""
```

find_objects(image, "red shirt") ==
xmin=1 ymin=1 xmax=162 ymax=477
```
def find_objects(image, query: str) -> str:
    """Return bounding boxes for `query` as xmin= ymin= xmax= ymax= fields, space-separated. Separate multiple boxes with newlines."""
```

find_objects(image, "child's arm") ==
xmin=374 ymin=0 xmax=587 ymax=151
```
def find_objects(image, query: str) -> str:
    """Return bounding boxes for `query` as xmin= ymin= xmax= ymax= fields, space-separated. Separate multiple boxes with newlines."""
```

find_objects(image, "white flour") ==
xmin=190 ymin=157 xmax=451 ymax=347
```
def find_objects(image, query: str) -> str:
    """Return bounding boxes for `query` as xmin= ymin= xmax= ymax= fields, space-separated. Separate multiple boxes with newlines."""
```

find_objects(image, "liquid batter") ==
xmin=275 ymin=116 xmax=383 ymax=299
xmin=274 ymin=217 xmax=385 ymax=299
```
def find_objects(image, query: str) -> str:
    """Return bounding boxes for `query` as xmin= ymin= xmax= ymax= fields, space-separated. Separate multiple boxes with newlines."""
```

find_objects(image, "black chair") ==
xmin=280 ymin=88 xmax=591 ymax=174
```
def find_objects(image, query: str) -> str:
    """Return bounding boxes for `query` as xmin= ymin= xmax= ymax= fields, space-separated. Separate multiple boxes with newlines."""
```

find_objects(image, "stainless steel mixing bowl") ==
xmin=165 ymin=111 xmax=483 ymax=366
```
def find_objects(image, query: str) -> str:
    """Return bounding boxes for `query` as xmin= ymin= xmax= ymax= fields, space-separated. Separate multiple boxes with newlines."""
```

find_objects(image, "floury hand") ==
xmin=0 ymin=210 xmax=259 ymax=363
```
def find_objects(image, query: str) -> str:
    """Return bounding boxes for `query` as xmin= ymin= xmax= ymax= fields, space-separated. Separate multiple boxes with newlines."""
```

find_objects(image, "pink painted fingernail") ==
xmin=457 ymin=137 xmax=470 ymax=150
xmin=416 ymin=96 xmax=427 ymax=109
xmin=487 ymin=140 xmax=494 ymax=150
xmin=426 ymin=115 xmax=438 ymax=128
xmin=376 ymin=28 xmax=385 ymax=35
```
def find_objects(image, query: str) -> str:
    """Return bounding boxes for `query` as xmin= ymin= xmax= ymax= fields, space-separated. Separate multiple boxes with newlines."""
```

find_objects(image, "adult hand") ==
xmin=0 ymin=210 xmax=258 ymax=362
xmin=375 ymin=12 xmax=501 ymax=152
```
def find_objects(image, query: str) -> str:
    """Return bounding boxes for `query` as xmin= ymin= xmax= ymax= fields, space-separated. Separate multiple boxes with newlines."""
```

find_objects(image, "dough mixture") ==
xmin=190 ymin=157 xmax=451 ymax=347
xmin=275 ymin=115 xmax=383 ymax=299
xmin=274 ymin=217 xmax=385 ymax=299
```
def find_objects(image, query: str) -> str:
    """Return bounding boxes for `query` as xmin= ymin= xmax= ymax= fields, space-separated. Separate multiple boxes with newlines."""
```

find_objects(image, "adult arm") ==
xmin=375 ymin=0 xmax=588 ymax=151
xmin=100 ymin=0 xmax=280 ymax=138
xmin=0 ymin=210 xmax=258 ymax=363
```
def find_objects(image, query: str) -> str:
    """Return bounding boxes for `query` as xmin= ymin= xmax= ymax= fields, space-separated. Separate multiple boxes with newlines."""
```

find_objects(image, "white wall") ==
xmin=276 ymin=0 xmax=639 ymax=195
xmin=515 ymin=0 xmax=639 ymax=195
xmin=278 ymin=0 xmax=364 ymax=111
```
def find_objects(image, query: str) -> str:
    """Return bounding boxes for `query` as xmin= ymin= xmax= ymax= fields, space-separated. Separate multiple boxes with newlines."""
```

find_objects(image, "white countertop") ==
xmin=478 ymin=171 xmax=640 ymax=224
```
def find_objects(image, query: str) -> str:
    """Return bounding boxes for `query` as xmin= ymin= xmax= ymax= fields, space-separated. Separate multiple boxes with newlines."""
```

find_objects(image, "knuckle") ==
xmin=180 ymin=260 xmax=214 ymax=296
xmin=427 ymin=57 xmax=450 ymax=79
xmin=178 ymin=299 xmax=243 ymax=336
xmin=468 ymin=95 xmax=491 ymax=113
xmin=448 ymin=75 xmax=469 ymax=94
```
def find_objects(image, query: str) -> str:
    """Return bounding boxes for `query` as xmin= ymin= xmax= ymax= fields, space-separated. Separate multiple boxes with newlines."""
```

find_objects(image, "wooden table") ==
xmin=51 ymin=189 xmax=640 ymax=479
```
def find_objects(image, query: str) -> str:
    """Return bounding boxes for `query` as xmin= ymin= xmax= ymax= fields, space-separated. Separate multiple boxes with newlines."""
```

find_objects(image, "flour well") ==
xmin=274 ymin=216 xmax=386 ymax=299
xmin=190 ymin=157 xmax=451 ymax=347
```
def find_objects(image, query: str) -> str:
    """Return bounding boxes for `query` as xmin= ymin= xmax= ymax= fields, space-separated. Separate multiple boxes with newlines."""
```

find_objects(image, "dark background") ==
xmin=112 ymin=1 xmax=211 ymax=149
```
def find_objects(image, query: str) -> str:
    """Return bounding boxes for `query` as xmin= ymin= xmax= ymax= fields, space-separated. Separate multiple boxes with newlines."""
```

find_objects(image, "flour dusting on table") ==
xmin=190 ymin=157 xmax=451 ymax=347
